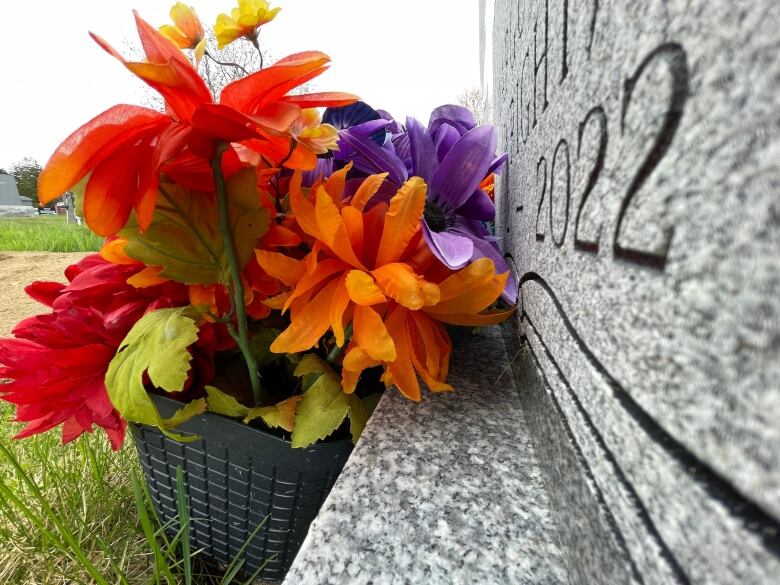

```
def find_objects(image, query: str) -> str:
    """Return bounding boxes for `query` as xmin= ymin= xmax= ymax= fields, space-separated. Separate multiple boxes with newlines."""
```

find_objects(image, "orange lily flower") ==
xmin=159 ymin=3 xmax=207 ymax=64
xmin=256 ymin=170 xmax=513 ymax=400
xmin=38 ymin=11 xmax=357 ymax=238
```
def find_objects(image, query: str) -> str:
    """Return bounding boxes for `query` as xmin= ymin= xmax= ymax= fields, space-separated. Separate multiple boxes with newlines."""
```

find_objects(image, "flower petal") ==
xmin=422 ymin=221 xmax=473 ymax=269
xmin=345 ymin=270 xmax=386 ymax=305
xmin=372 ymin=263 xmax=439 ymax=310
xmin=375 ymin=177 xmax=426 ymax=266
xmin=431 ymin=125 xmax=497 ymax=211
xmin=349 ymin=173 xmax=388 ymax=212
xmin=353 ymin=305 xmax=396 ymax=362
xmin=255 ymin=250 xmax=306 ymax=287
xmin=38 ymin=105 xmax=167 ymax=203
xmin=315 ymin=185 xmax=366 ymax=269
xmin=271 ymin=278 xmax=339 ymax=354
xmin=406 ymin=116 xmax=438 ymax=184
xmin=329 ymin=276 xmax=351 ymax=347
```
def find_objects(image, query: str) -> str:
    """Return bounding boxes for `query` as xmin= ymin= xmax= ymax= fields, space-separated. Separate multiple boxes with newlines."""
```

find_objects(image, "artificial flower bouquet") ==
xmin=0 ymin=1 xmax=515 ymax=453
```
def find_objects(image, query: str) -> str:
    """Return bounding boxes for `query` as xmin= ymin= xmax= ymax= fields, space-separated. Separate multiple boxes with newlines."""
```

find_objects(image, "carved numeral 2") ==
xmin=535 ymin=156 xmax=548 ymax=240
xmin=615 ymin=42 xmax=689 ymax=269
xmin=575 ymin=105 xmax=608 ymax=253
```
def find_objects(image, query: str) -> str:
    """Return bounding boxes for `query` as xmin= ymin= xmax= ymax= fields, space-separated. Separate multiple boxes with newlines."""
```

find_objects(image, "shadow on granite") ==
xmin=283 ymin=326 xmax=569 ymax=585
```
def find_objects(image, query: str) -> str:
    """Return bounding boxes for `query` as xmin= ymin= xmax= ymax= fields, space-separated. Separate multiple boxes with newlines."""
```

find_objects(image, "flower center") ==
xmin=424 ymin=199 xmax=447 ymax=233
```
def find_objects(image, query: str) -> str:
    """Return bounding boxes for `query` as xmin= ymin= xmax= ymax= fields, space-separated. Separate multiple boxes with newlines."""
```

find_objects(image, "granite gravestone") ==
xmin=493 ymin=1 xmax=779 ymax=583
xmin=0 ymin=174 xmax=23 ymax=206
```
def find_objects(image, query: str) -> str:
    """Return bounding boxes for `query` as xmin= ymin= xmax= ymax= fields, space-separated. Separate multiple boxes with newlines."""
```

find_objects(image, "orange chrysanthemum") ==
xmin=256 ymin=169 xmax=513 ymax=400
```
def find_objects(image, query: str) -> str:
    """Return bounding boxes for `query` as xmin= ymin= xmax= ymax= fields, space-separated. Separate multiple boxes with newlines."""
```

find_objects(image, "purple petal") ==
xmin=428 ymin=104 xmax=476 ymax=136
xmin=301 ymin=157 xmax=333 ymax=187
xmin=377 ymin=109 xmax=402 ymax=134
xmin=487 ymin=152 xmax=508 ymax=175
xmin=406 ymin=116 xmax=438 ymax=184
xmin=392 ymin=132 xmax=411 ymax=165
xmin=422 ymin=220 xmax=473 ymax=269
xmin=339 ymin=132 xmax=408 ymax=185
xmin=451 ymin=217 xmax=517 ymax=303
xmin=431 ymin=125 xmax=498 ymax=212
xmin=434 ymin=123 xmax=461 ymax=162
xmin=456 ymin=189 xmax=495 ymax=222
xmin=323 ymin=101 xmax=381 ymax=130
xmin=349 ymin=119 xmax=391 ymax=138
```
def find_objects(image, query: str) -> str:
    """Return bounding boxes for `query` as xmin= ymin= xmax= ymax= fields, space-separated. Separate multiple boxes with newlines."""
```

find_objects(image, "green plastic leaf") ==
xmin=346 ymin=395 xmax=367 ymax=444
xmin=290 ymin=374 xmax=350 ymax=448
xmin=293 ymin=354 xmax=334 ymax=378
xmin=289 ymin=354 xmax=382 ymax=447
xmin=205 ymin=385 xmax=249 ymax=418
xmin=166 ymin=398 xmax=207 ymax=427
xmin=249 ymin=327 xmax=280 ymax=367
xmin=244 ymin=396 xmax=302 ymax=432
xmin=120 ymin=169 xmax=269 ymax=284
xmin=105 ymin=307 xmax=201 ymax=441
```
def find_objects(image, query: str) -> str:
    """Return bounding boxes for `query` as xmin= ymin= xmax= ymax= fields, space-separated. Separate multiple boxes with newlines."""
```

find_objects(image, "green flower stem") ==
xmin=211 ymin=143 xmax=265 ymax=406
xmin=327 ymin=322 xmax=353 ymax=364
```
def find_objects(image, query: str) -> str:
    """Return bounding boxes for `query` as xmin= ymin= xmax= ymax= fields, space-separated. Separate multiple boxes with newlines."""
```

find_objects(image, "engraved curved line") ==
xmin=523 ymin=340 xmax=648 ymax=585
xmin=519 ymin=271 xmax=780 ymax=556
xmin=524 ymin=316 xmax=689 ymax=584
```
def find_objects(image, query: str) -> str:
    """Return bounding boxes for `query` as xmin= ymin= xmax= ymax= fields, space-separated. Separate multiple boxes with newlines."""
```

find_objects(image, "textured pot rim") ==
xmin=137 ymin=393 xmax=355 ymax=466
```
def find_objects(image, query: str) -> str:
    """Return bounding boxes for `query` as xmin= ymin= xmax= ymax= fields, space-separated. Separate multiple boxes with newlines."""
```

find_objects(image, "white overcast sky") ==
xmin=0 ymin=0 xmax=481 ymax=170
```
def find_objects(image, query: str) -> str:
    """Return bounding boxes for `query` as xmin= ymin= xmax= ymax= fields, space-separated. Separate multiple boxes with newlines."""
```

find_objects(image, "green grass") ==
xmin=0 ymin=403 xmax=271 ymax=584
xmin=0 ymin=216 xmax=102 ymax=252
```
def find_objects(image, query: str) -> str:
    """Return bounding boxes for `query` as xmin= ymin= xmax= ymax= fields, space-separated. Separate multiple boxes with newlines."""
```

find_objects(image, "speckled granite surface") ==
xmin=283 ymin=326 xmax=569 ymax=585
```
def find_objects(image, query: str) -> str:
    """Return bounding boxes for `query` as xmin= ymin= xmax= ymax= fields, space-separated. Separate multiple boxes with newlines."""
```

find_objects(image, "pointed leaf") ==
xmin=105 ymin=307 xmax=201 ymax=441
xmin=290 ymin=373 xmax=350 ymax=448
xmin=205 ymin=385 xmax=249 ymax=418
xmin=120 ymin=170 xmax=269 ymax=284
xmin=244 ymin=396 xmax=302 ymax=432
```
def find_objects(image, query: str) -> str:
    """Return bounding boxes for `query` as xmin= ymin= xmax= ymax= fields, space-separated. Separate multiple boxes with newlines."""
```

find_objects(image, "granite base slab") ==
xmin=283 ymin=326 xmax=569 ymax=585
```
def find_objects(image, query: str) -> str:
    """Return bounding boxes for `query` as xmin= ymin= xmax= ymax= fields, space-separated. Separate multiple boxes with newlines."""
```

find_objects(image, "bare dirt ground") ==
xmin=0 ymin=252 xmax=88 ymax=337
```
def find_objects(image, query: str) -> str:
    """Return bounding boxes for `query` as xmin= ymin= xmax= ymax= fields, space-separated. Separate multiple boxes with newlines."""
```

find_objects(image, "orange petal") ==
xmin=342 ymin=341 xmax=382 ymax=393
xmin=427 ymin=270 xmax=508 ymax=316
xmin=315 ymin=186 xmax=366 ymax=269
xmin=221 ymin=51 xmax=331 ymax=115
xmin=100 ymin=238 xmax=136 ymax=265
xmin=436 ymin=257 xmax=495 ymax=302
xmin=428 ymin=307 xmax=516 ymax=326
xmin=375 ymin=177 xmax=427 ymax=266
xmin=288 ymin=171 xmax=320 ymax=240
xmin=350 ymin=173 xmax=388 ymax=212
xmin=353 ymin=305 xmax=396 ymax=362
xmin=341 ymin=368 xmax=362 ymax=394
xmin=283 ymin=257 xmax=347 ymax=313
xmin=83 ymin=144 xmax=139 ymax=236
xmin=284 ymin=92 xmax=360 ymax=108
xmin=324 ymin=162 xmax=352 ymax=204
xmin=329 ymin=276 xmax=351 ymax=347
xmin=343 ymin=343 xmax=381 ymax=372
xmin=127 ymin=266 xmax=169 ymax=288
xmin=38 ymin=105 xmax=167 ymax=203
xmin=262 ymin=224 xmax=301 ymax=247
xmin=371 ymin=263 xmax=439 ymax=310
xmin=271 ymin=278 xmax=339 ymax=354
xmin=383 ymin=307 xmax=420 ymax=401
xmin=263 ymin=291 xmax=290 ymax=309
xmin=345 ymin=270 xmax=387 ymax=306
xmin=255 ymin=249 xmax=306 ymax=287
xmin=341 ymin=206 xmax=364 ymax=260
xmin=408 ymin=313 xmax=453 ymax=392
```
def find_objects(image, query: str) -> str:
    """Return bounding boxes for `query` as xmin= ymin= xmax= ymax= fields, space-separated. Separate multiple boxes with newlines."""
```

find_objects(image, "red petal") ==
xmin=284 ymin=92 xmax=360 ymax=108
xmin=220 ymin=51 xmax=331 ymax=114
xmin=39 ymin=105 xmax=167 ymax=203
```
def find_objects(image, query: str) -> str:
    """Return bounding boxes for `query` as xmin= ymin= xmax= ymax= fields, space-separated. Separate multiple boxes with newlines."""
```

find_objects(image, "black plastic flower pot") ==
xmin=130 ymin=394 xmax=354 ymax=581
